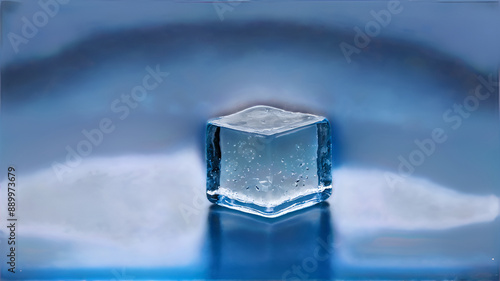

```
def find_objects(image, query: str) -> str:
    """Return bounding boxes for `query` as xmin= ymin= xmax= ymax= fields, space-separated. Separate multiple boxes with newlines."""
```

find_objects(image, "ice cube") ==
xmin=206 ymin=105 xmax=332 ymax=217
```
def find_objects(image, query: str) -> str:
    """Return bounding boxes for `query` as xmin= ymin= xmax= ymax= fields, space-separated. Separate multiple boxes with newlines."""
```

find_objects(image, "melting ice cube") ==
xmin=206 ymin=105 xmax=332 ymax=217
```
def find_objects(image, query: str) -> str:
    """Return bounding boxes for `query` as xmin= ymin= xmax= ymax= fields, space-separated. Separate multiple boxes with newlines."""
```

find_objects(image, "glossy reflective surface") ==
xmin=1 ymin=1 xmax=499 ymax=280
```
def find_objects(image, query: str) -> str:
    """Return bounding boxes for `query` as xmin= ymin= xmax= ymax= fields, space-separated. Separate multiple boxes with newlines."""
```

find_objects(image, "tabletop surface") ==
xmin=1 ymin=1 xmax=499 ymax=280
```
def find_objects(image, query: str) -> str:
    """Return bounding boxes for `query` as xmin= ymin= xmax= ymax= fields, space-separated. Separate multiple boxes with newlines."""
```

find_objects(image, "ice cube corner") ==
xmin=206 ymin=105 xmax=332 ymax=218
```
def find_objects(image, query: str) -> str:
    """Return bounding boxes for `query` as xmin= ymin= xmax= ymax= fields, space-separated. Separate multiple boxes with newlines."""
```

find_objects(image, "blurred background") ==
xmin=1 ymin=1 xmax=499 ymax=280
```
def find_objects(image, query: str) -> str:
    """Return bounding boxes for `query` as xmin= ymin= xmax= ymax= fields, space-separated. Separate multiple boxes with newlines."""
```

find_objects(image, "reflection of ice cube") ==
xmin=206 ymin=203 xmax=332 ymax=280
xmin=206 ymin=105 xmax=332 ymax=217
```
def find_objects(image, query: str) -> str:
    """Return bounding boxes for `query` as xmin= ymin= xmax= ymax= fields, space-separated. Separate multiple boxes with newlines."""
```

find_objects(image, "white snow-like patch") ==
xmin=0 ymin=148 xmax=208 ymax=268
xmin=331 ymin=167 xmax=499 ymax=233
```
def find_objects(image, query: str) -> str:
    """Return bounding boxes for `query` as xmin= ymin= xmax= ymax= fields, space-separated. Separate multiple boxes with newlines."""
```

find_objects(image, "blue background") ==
xmin=1 ymin=1 xmax=500 ymax=280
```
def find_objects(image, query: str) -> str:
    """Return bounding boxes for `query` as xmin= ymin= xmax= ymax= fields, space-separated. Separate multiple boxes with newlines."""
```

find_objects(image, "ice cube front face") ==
xmin=206 ymin=105 xmax=332 ymax=218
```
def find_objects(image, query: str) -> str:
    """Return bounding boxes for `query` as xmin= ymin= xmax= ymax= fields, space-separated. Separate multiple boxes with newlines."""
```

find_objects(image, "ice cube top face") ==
xmin=206 ymin=105 xmax=332 ymax=218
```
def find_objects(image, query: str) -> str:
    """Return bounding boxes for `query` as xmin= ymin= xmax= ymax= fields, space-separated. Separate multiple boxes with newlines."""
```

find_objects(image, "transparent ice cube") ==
xmin=206 ymin=105 xmax=332 ymax=217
